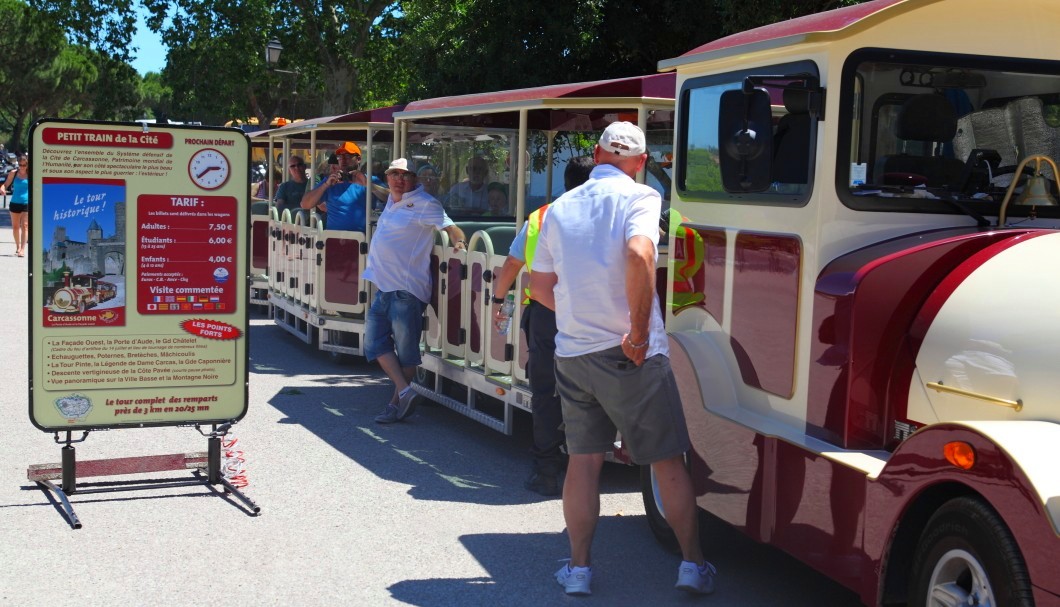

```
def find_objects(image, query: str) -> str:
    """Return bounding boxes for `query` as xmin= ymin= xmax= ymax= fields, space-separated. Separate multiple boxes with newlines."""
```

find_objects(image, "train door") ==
xmin=304 ymin=217 xmax=322 ymax=310
xmin=267 ymin=207 xmax=285 ymax=296
xmin=317 ymin=228 xmax=367 ymax=315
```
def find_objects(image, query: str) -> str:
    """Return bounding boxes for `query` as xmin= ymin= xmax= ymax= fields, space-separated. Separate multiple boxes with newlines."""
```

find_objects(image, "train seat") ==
xmin=953 ymin=96 xmax=1060 ymax=181
xmin=876 ymin=93 xmax=965 ymax=188
xmin=479 ymin=225 xmax=517 ymax=255
xmin=772 ymin=85 xmax=813 ymax=184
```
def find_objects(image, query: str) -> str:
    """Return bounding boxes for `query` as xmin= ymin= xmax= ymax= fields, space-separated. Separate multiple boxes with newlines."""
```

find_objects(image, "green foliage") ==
xmin=17 ymin=0 xmax=873 ymax=131
xmin=713 ymin=0 xmax=865 ymax=36
xmin=684 ymin=147 xmax=723 ymax=193
xmin=139 ymin=72 xmax=173 ymax=121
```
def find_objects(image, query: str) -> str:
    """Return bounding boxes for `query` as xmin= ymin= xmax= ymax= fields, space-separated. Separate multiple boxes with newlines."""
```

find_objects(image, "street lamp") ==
xmin=265 ymin=39 xmax=297 ymax=74
xmin=264 ymin=39 xmax=300 ymax=120
xmin=265 ymin=39 xmax=283 ymax=66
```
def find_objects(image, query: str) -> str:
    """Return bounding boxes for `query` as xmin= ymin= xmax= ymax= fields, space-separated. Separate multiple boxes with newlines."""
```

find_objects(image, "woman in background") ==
xmin=0 ymin=154 xmax=29 ymax=257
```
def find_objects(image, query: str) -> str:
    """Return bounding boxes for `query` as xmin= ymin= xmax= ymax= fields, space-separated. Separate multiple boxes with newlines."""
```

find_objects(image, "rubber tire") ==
xmin=640 ymin=464 xmax=681 ymax=554
xmin=909 ymin=496 xmax=1033 ymax=607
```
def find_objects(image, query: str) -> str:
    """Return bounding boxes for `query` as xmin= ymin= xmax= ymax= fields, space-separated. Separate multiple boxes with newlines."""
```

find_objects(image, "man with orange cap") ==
xmin=301 ymin=141 xmax=369 ymax=232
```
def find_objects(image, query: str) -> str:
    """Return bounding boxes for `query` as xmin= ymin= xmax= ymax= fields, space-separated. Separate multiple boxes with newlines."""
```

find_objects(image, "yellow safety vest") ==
xmin=522 ymin=204 xmax=550 ymax=303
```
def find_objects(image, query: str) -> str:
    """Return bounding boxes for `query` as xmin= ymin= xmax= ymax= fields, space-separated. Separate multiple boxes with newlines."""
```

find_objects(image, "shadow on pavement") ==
xmin=387 ymin=513 xmax=861 ymax=606
xmin=254 ymin=321 xmax=638 ymax=507
xmin=268 ymin=381 xmax=639 ymax=507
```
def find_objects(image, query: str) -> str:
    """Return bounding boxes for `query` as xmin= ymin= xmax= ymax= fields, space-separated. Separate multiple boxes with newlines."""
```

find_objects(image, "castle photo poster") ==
xmin=41 ymin=177 xmax=127 ymax=328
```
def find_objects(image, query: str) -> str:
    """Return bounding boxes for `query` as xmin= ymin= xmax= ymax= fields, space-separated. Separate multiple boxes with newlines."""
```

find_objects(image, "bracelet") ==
xmin=491 ymin=296 xmax=506 ymax=304
xmin=627 ymin=337 xmax=649 ymax=349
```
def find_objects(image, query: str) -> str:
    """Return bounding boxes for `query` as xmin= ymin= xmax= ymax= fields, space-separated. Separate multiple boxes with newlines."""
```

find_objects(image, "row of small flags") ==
xmin=145 ymin=302 xmax=226 ymax=311
xmin=152 ymin=295 xmax=221 ymax=303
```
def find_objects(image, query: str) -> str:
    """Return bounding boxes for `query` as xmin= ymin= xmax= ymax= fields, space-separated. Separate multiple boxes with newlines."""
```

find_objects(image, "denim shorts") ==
xmin=555 ymin=346 xmax=690 ymax=465
xmin=364 ymin=290 xmax=427 ymax=367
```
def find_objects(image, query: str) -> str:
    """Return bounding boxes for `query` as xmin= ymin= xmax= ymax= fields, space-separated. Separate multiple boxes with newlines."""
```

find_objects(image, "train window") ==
xmin=838 ymin=48 xmax=1060 ymax=219
xmin=678 ymin=60 xmax=819 ymax=205
xmin=406 ymin=114 xmax=675 ymax=220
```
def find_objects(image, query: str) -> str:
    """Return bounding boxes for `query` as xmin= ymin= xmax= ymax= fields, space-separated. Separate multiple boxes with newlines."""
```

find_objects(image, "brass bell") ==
xmin=1014 ymin=172 xmax=1059 ymax=206
xmin=999 ymin=155 xmax=1060 ymax=225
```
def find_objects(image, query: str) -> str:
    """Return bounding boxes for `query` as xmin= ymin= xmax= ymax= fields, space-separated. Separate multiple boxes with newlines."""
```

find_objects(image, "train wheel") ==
xmin=909 ymin=496 xmax=1033 ymax=607
xmin=639 ymin=463 xmax=681 ymax=554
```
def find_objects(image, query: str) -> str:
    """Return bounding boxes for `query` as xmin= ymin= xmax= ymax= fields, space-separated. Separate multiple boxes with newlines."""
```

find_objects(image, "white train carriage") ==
xmin=651 ymin=0 xmax=1060 ymax=604
xmin=252 ymin=106 xmax=402 ymax=356
xmin=393 ymin=74 xmax=676 ymax=433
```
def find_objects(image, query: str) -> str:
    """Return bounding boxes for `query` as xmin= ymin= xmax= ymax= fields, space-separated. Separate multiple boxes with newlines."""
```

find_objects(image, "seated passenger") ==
xmin=254 ymin=167 xmax=282 ymax=200
xmin=417 ymin=164 xmax=442 ymax=199
xmin=445 ymin=156 xmax=490 ymax=214
xmin=273 ymin=155 xmax=308 ymax=216
xmin=486 ymin=182 xmax=509 ymax=216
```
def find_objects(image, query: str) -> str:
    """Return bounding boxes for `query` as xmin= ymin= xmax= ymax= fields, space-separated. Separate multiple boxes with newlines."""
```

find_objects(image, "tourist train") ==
xmin=49 ymin=273 xmax=117 ymax=314
xmin=252 ymin=1 xmax=1060 ymax=604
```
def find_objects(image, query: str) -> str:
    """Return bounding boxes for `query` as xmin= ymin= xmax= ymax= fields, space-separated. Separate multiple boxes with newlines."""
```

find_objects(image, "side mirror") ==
xmin=719 ymin=87 xmax=773 ymax=192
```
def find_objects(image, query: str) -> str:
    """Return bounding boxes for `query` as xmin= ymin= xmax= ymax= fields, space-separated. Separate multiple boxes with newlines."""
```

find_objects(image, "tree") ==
xmin=88 ymin=55 xmax=145 ymax=122
xmin=0 ymin=0 xmax=92 ymax=149
xmin=36 ymin=0 xmax=407 ymax=121
xmin=713 ymin=0 xmax=867 ymax=36
xmin=399 ymin=0 xmax=724 ymax=100
xmin=139 ymin=72 xmax=174 ymax=122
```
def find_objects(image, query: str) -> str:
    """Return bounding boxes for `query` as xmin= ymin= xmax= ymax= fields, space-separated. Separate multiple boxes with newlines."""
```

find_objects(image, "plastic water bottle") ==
xmin=497 ymin=293 xmax=515 ymax=335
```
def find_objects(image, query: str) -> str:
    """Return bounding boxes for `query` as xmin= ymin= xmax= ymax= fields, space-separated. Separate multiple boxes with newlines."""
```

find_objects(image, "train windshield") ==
xmin=839 ymin=49 xmax=1060 ymax=220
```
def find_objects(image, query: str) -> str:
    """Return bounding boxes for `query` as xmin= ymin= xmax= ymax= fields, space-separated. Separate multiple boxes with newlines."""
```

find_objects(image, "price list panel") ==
xmin=136 ymin=194 xmax=238 ymax=315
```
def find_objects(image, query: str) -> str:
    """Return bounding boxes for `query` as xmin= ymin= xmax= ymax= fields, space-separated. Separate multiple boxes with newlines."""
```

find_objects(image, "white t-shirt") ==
xmin=363 ymin=185 xmax=454 ymax=304
xmin=534 ymin=164 xmax=667 ymax=358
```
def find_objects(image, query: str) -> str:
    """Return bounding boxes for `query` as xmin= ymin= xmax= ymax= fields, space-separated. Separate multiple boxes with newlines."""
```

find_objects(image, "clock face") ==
xmin=188 ymin=148 xmax=231 ymax=190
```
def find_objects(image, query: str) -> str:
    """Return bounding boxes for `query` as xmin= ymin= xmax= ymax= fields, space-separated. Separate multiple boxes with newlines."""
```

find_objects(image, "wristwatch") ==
xmin=491 ymin=295 xmax=506 ymax=304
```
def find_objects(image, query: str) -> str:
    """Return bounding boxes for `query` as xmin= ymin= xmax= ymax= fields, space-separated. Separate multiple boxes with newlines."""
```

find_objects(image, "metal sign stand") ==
xmin=26 ymin=423 xmax=261 ymax=529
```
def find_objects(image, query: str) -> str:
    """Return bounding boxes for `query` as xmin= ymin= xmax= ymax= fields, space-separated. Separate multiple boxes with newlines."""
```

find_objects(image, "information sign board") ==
xmin=29 ymin=120 xmax=250 ymax=430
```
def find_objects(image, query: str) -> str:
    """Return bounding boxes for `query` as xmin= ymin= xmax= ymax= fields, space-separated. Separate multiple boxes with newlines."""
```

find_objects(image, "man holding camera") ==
xmin=300 ymin=141 xmax=369 ymax=232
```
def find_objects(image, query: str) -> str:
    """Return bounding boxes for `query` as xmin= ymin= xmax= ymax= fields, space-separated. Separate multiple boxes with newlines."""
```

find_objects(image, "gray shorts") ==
xmin=555 ymin=346 xmax=690 ymax=465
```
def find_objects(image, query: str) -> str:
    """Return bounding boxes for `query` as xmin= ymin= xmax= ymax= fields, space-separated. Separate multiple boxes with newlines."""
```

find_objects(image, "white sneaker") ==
xmin=675 ymin=560 xmax=716 ymax=594
xmin=555 ymin=562 xmax=592 ymax=595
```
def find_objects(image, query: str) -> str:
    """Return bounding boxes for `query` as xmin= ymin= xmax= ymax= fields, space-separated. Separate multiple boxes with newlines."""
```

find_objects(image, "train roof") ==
xmin=251 ymin=104 xmax=406 ymax=143
xmin=397 ymin=73 xmax=675 ymax=132
xmin=658 ymin=0 xmax=914 ymax=71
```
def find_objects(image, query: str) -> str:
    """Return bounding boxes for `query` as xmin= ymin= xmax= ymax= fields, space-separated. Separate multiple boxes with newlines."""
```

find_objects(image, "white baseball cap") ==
xmin=385 ymin=158 xmax=413 ymax=174
xmin=599 ymin=121 xmax=646 ymax=156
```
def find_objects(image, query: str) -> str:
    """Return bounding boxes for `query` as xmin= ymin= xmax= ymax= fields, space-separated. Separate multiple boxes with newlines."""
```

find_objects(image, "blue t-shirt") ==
xmin=323 ymin=182 xmax=367 ymax=232
xmin=10 ymin=175 xmax=28 ymax=205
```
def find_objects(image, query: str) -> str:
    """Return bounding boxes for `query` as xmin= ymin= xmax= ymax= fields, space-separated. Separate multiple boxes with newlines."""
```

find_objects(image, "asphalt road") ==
xmin=0 ymin=227 xmax=862 ymax=606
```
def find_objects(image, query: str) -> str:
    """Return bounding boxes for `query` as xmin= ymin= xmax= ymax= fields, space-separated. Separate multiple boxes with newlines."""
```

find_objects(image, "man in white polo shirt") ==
xmin=530 ymin=122 xmax=717 ymax=596
xmin=365 ymin=158 xmax=466 ymax=424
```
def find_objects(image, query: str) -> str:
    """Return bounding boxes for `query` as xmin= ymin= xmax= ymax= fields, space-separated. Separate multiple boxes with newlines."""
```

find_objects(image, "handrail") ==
xmin=926 ymin=381 xmax=1022 ymax=412
xmin=465 ymin=229 xmax=495 ymax=258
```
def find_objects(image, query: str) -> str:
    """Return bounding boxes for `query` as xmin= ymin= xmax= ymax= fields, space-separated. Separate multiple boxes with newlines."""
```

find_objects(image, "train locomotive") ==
xmin=49 ymin=273 xmax=117 ymax=314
